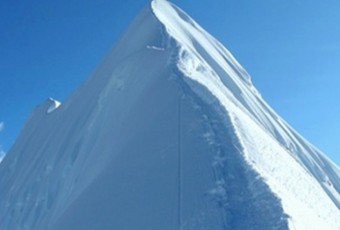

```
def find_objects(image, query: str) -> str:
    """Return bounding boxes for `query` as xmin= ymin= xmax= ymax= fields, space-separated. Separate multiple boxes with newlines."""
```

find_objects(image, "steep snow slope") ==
xmin=0 ymin=0 xmax=339 ymax=229
xmin=152 ymin=0 xmax=340 ymax=228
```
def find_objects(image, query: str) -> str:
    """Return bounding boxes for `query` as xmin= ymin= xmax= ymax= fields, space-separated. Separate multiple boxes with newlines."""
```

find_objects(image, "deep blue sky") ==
xmin=0 ymin=0 xmax=339 ymax=165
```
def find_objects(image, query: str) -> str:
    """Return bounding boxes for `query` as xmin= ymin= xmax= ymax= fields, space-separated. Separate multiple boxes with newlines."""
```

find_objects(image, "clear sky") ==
xmin=0 ymin=0 xmax=339 ymax=165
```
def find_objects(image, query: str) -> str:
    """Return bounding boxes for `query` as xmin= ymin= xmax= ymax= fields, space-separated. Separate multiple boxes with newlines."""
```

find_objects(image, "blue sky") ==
xmin=0 ymin=0 xmax=339 ymax=165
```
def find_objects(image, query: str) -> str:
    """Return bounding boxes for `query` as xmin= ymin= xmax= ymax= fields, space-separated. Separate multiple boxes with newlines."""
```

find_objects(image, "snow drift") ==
xmin=0 ymin=0 xmax=339 ymax=229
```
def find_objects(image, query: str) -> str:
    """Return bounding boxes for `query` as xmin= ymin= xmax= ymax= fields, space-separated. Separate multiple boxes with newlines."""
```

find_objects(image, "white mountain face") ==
xmin=0 ymin=0 xmax=339 ymax=229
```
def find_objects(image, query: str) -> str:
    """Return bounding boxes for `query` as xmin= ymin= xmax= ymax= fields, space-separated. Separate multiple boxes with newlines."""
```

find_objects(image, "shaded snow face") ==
xmin=50 ymin=73 xmax=289 ymax=230
xmin=0 ymin=0 xmax=339 ymax=230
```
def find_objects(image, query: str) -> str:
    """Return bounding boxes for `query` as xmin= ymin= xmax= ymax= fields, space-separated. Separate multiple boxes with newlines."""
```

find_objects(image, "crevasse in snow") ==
xmin=0 ymin=0 xmax=339 ymax=229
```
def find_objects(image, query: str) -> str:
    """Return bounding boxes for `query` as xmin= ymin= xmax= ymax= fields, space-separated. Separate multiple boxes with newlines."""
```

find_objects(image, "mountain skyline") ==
xmin=0 ymin=0 xmax=340 ymax=165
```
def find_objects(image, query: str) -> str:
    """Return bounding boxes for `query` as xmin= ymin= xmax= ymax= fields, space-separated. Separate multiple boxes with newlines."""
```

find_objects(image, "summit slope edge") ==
xmin=152 ymin=0 xmax=340 ymax=228
xmin=153 ymin=0 xmax=340 ymax=207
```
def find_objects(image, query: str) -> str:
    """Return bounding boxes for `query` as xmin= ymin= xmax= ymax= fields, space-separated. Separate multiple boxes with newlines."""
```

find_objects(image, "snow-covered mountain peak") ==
xmin=154 ymin=1 xmax=340 ymax=228
xmin=0 ymin=1 xmax=339 ymax=230
xmin=153 ymin=0 xmax=340 ymax=210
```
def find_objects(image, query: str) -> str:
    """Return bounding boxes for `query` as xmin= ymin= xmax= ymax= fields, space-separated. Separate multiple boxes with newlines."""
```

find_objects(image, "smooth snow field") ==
xmin=0 ymin=0 xmax=339 ymax=229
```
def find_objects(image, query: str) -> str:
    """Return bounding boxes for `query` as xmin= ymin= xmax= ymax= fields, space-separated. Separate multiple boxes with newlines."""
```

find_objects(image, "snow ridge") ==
xmin=152 ymin=0 xmax=340 ymax=229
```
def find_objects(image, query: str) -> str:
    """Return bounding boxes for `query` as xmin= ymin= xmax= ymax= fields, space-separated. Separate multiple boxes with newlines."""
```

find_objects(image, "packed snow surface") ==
xmin=0 ymin=0 xmax=339 ymax=229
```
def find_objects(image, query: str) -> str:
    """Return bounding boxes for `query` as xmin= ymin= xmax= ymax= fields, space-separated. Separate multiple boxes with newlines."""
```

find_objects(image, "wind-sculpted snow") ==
xmin=0 ymin=0 xmax=339 ymax=229
xmin=153 ymin=0 xmax=340 ymax=228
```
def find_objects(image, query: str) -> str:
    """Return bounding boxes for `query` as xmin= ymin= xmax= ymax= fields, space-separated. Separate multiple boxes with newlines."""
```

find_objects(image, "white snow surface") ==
xmin=0 ymin=0 xmax=339 ymax=229
xmin=46 ymin=98 xmax=61 ymax=114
